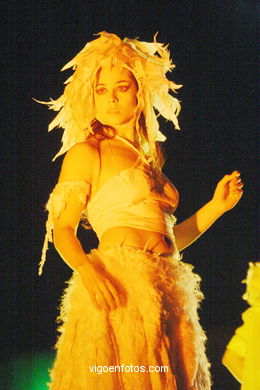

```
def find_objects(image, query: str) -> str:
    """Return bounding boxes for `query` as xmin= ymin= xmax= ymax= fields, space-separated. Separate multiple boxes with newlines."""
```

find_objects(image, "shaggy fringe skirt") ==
xmin=47 ymin=246 xmax=211 ymax=390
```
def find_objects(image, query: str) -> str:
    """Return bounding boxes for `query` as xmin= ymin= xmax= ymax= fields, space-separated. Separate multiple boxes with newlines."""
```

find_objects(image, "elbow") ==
xmin=172 ymin=227 xmax=185 ymax=252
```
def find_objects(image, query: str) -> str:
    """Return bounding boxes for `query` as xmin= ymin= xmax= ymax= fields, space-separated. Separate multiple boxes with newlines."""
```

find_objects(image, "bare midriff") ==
xmin=98 ymin=226 xmax=174 ymax=256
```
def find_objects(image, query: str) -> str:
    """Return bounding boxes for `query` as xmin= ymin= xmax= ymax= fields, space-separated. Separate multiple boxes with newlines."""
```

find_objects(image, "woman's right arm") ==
xmin=52 ymin=142 xmax=95 ymax=271
xmin=52 ymin=142 xmax=124 ymax=312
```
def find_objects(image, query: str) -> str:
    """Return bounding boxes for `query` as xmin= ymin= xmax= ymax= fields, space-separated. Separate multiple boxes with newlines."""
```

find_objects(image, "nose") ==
xmin=107 ymin=89 xmax=118 ymax=104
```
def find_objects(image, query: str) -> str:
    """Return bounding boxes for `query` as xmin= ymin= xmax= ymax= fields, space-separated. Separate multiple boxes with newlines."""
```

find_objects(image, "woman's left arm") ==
xmin=173 ymin=171 xmax=243 ymax=251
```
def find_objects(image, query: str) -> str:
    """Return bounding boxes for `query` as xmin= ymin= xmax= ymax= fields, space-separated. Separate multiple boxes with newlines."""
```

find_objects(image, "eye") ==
xmin=117 ymin=85 xmax=129 ymax=92
xmin=96 ymin=87 xmax=107 ymax=95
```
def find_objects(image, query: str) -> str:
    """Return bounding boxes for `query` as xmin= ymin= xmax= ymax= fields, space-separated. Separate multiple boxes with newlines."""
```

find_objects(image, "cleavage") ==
xmin=92 ymin=137 xmax=143 ymax=198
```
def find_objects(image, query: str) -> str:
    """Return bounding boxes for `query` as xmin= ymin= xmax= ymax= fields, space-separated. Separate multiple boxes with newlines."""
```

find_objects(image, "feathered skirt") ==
xmin=47 ymin=245 xmax=211 ymax=390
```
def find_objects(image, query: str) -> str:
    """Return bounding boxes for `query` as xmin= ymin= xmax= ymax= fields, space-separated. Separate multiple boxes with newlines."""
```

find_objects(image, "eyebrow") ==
xmin=96 ymin=80 xmax=130 ymax=86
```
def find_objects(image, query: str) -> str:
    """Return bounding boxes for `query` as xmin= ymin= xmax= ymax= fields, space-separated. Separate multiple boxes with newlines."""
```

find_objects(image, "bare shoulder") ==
xmin=59 ymin=137 xmax=99 ymax=183
xmin=65 ymin=139 xmax=98 ymax=161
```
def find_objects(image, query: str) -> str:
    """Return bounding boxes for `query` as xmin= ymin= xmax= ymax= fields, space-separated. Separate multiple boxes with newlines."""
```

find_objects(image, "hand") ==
xmin=211 ymin=171 xmax=244 ymax=214
xmin=77 ymin=262 xmax=127 ymax=312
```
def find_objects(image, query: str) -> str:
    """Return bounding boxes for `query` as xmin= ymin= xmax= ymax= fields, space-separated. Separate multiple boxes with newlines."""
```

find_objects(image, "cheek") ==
xmin=94 ymin=95 xmax=105 ymax=113
xmin=131 ymin=86 xmax=139 ymax=107
xmin=126 ymin=91 xmax=138 ymax=107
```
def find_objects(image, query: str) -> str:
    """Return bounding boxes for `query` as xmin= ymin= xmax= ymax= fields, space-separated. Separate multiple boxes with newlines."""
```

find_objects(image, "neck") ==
xmin=114 ymin=118 xmax=136 ymax=143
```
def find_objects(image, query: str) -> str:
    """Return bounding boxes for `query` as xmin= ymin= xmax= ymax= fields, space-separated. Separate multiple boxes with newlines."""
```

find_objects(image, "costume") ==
xmin=225 ymin=307 xmax=260 ymax=390
xmin=223 ymin=263 xmax=260 ymax=389
xmin=41 ymin=136 xmax=211 ymax=390
xmin=47 ymin=246 xmax=210 ymax=390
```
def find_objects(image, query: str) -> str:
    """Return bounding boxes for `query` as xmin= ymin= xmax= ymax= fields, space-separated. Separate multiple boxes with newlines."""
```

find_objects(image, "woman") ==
xmin=38 ymin=32 xmax=243 ymax=390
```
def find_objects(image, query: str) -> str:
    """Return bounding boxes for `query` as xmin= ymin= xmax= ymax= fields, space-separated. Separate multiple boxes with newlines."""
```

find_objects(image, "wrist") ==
xmin=208 ymin=198 xmax=226 ymax=218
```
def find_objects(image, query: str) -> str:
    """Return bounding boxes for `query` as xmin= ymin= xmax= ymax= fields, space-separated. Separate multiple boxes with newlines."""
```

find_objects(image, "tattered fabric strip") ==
xmin=39 ymin=181 xmax=90 ymax=276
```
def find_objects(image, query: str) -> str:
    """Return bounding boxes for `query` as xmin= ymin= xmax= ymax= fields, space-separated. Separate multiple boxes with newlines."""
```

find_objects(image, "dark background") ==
xmin=1 ymin=0 xmax=258 ymax=389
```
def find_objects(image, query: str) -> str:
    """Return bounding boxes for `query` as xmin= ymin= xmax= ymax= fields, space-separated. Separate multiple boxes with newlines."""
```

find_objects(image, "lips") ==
xmin=107 ymin=108 xmax=120 ymax=113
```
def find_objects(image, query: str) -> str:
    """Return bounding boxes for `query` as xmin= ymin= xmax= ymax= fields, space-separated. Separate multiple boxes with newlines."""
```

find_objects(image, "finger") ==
xmin=98 ymin=275 xmax=122 ymax=309
xmin=229 ymin=178 xmax=244 ymax=190
xmin=100 ymin=284 xmax=117 ymax=311
xmin=231 ymin=174 xmax=243 ymax=183
xmin=232 ymin=189 xmax=243 ymax=202
xmin=95 ymin=279 xmax=114 ymax=311
xmin=96 ymin=280 xmax=116 ymax=311
xmin=231 ymin=170 xmax=240 ymax=177
xmin=97 ymin=289 xmax=113 ymax=312
xmin=105 ymin=280 xmax=122 ymax=307
xmin=98 ymin=294 xmax=112 ymax=312
xmin=220 ymin=171 xmax=240 ymax=184
xmin=90 ymin=292 xmax=102 ymax=311
xmin=92 ymin=287 xmax=110 ymax=312
xmin=232 ymin=182 xmax=244 ymax=191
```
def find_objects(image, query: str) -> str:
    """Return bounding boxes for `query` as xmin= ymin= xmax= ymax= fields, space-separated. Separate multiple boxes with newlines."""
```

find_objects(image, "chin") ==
xmin=100 ymin=117 xmax=133 ymax=127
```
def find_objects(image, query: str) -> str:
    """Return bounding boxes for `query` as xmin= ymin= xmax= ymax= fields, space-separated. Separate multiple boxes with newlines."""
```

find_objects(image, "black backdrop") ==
xmin=1 ymin=1 xmax=258 ymax=389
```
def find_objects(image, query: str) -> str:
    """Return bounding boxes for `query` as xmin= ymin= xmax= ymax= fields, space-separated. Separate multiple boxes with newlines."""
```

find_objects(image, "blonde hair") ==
xmin=36 ymin=31 xmax=182 ymax=164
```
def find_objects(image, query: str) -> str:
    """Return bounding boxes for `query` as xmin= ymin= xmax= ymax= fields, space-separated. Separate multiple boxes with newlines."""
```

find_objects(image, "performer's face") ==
xmin=94 ymin=65 xmax=138 ymax=127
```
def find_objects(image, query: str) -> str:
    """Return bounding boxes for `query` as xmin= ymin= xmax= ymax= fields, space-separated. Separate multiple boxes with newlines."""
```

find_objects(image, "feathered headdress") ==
xmin=36 ymin=31 xmax=182 ymax=161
